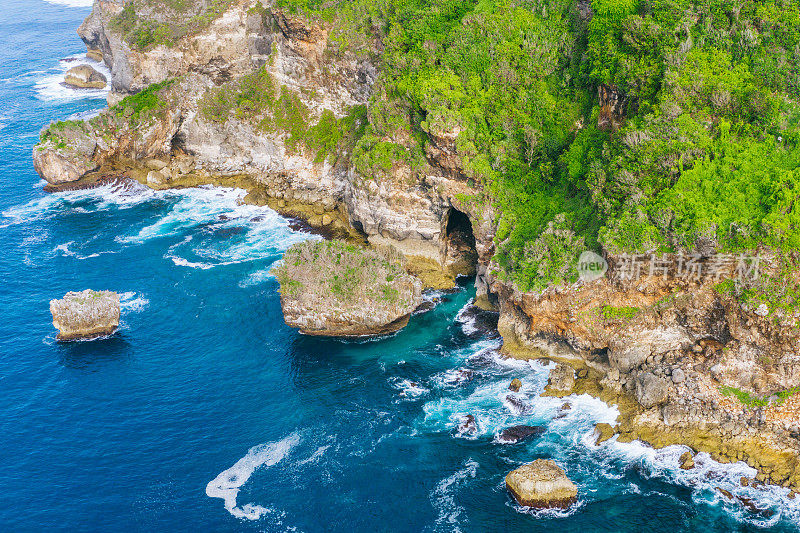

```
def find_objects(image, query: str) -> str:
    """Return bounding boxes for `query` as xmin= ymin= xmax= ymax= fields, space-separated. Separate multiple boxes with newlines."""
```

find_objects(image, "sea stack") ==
xmin=50 ymin=290 xmax=120 ymax=341
xmin=505 ymin=459 xmax=578 ymax=508
xmin=64 ymin=65 xmax=106 ymax=89
xmin=273 ymin=240 xmax=423 ymax=337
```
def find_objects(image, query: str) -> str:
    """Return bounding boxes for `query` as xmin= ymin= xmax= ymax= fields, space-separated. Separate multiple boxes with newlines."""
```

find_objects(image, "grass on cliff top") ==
xmin=272 ymin=240 xmax=418 ymax=308
xmin=111 ymin=0 xmax=234 ymax=50
xmin=39 ymin=119 xmax=86 ymax=150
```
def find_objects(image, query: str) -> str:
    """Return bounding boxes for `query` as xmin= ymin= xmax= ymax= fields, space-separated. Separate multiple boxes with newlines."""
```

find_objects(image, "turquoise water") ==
xmin=1 ymin=2 xmax=799 ymax=531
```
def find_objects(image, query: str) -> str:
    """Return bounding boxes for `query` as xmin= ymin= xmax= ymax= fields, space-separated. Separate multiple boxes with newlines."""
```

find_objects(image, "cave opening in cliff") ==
xmin=444 ymin=208 xmax=478 ymax=277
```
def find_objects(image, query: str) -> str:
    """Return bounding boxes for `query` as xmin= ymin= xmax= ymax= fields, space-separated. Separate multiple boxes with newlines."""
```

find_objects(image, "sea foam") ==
xmin=206 ymin=433 xmax=300 ymax=520
xmin=43 ymin=0 xmax=94 ymax=7
xmin=35 ymin=53 xmax=110 ymax=102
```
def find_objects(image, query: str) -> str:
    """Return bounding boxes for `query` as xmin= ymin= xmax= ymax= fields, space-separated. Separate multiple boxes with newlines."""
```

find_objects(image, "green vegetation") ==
xmin=720 ymin=385 xmax=800 ymax=408
xmin=111 ymin=0 xmax=234 ymax=50
xmin=112 ymin=79 xmax=175 ymax=125
xmin=39 ymin=120 xmax=86 ymax=150
xmin=200 ymin=67 xmax=367 ymax=163
xmin=275 ymin=0 xmax=800 ymax=292
xmin=272 ymin=240 xmax=418 ymax=306
xmin=601 ymin=305 xmax=640 ymax=321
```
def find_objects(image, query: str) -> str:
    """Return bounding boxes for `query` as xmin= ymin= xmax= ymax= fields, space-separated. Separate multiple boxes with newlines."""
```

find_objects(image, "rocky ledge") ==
xmin=50 ymin=290 xmax=120 ymax=341
xmin=505 ymin=459 xmax=578 ymax=509
xmin=272 ymin=240 xmax=423 ymax=337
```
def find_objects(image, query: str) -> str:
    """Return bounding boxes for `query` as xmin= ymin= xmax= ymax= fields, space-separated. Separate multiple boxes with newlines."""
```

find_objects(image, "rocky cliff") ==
xmin=34 ymin=0 xmax=800 ymax=496
xmin=36 ymin=0 xmax=482 ymax=289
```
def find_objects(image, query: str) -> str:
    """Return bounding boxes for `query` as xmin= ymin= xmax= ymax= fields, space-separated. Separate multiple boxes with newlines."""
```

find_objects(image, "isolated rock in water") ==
xmin=505 ymin=459 xmax=578 ymax=508
xmin=64 ymin=65 xmax=107 ymax=89
xmin=508 ymin=378 xmax=522 ymax=392
xmin=497 ymin=425 xmax=545 ymax=444
xmin=273 ymin=240 xmax=423 ymax=337
xmin=679 ymin=451 xmax=695 ymax=470
xmin=456 ymin=414 xmax=478 ymax=436
xmin=547 ymin=363 xmax=575 ymax=393
xmin=50 ymin=290 xmax=120 ymax=341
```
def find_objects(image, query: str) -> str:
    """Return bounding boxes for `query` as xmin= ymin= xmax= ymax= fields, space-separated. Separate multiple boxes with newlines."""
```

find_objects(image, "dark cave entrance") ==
xmin=444 ymin=207 xmax=478 ymax=277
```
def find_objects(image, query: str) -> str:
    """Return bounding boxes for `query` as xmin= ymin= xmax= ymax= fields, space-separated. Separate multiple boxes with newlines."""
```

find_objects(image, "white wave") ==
xmin=238 ymin=266 xmax=277 ymax=288
xmin=2 ymin=180 xmax=154 ymax=227
xmin=115 ymin=186 xmax=315 ymax=270
xmin=392 ymin=378 xmax=430 ymax=399
xmin=595 ymin=437 xmax=800 ymax=527
xmin=43 ymin=0 xmax=94 ymax=7
xmin=428 ymin=459 xmax=479 ymax=533
xmin=206 ymin=433 xmax=300 ymax=521
xmin=455 ymin=300 xmax=479 ymax=335
xmin=34 ymin=52 xmax=111 ymax=102
xmin=119 ymin=292 xmax=149 ymax=313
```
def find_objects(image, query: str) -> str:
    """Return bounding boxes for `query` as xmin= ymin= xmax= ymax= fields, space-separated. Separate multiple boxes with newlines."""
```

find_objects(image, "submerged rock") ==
xmin=497 ymin=425 xmax=545 ymax=444
xmin=64 ymin=65 xmax=106 ymax=89
xmin=505 ymin=459 xmax=578 ymax=508
xmin=50 ymin=290 xmax=120 ymax=341
xmin=273 ymin=240 xmax=423 ymax=337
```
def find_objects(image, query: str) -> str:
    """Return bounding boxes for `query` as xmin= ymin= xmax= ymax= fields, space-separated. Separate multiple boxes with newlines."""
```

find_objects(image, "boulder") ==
xmin=679 ymin=451 xmax=695 ymax=470
xmin=593 ymin=423 xmax=617 ymax=445
xmin=635 ymin=372 xmax=669 ymax=408
xmin=497 ymin=425 xmax=545 ymax=444
xmin=50 ymin=290 xmax=120 ymax=341
xmin=609 ymin=341 xmax=650 ymax=372
xmin=508 ymin=378 xmax=522 ymax=392
xmin=273 ymin=240 xmax=423 ymax=337
xmin=505 ymin=460 xmax=578 ymax=508
xmin=64 ymin=65 xmax=107 ymax=89
xmin=547 ymin=363 xmax=575 ymax=393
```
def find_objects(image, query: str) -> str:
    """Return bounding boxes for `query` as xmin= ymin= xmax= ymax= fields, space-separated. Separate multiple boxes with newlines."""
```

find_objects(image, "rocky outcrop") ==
xmin=497 ymin=425 xmax=545 ymax=444
xmin=505 ymin=460 xmax=578 ymax=508
xmin=495 ymin=263 xmax=800 ymax=491
xmin=272 ymin=240 xmax=423 ymax=337
xmin=64 ymin=65 xmax=107 ymax=89
xmin=50 ymin=290 xmax=120 ymax=341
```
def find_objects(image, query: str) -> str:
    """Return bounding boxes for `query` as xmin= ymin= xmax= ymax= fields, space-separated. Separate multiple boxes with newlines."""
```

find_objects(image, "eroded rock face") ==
xmin=50 ymin=290 xmax=120 ymax=341
xmin=273 ymin=240 xmax=423 ymax=337
xmin=548 ymin=363 xmax=576 ymax=393
xmin=505 ymin=459 xmax=578 ymax=508
xmin=64 ymin=65 xmax=107 ymax=89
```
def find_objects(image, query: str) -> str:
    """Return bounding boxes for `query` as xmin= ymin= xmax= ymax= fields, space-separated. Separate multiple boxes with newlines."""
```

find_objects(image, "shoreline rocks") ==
xmin=505 ymin=459 xmax=578 ymax=508
xmin=64 ymin=65 xmax=106 ymax=89
xmin=50 ymin=290 xmax=120 ymax=341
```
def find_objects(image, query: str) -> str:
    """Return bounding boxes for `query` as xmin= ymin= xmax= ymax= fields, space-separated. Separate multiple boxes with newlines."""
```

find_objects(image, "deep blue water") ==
xmin=1 ymin=2 xmax=799 ymax=532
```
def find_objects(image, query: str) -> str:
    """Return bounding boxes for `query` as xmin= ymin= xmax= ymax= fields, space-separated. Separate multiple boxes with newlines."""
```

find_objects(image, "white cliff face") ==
xmin=38 ymin=0 xmax=484 ymax=285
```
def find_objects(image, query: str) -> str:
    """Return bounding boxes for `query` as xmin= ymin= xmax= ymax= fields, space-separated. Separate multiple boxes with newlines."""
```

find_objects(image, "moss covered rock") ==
xmin=273 ymin=240 xmax=423 ymax=337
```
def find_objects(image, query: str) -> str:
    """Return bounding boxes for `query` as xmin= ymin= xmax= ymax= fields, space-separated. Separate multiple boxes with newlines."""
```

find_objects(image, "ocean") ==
xmin=0 ymin=1 xmax=798 ymax=531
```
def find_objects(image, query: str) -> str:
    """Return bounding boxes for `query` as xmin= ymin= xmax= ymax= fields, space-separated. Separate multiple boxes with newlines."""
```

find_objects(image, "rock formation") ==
xmin=64 ymin=65 xmax=107 ymax=89
xmin=50 ymin=290 xmax=120 ymax=341
xmin=497 ymin=425 xmax=545 ymax=444
xmin=505 ymin=459 xmax=578 ymax=508
xmin=272 ymin=240 xmax=423 ymax=336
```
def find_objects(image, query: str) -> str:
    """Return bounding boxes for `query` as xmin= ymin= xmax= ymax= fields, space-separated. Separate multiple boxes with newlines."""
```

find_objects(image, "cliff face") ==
xmin=37 ymin=0 xmax=482 ymax=288
xmin=493 ymin=261 xmax=800 ymax=490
